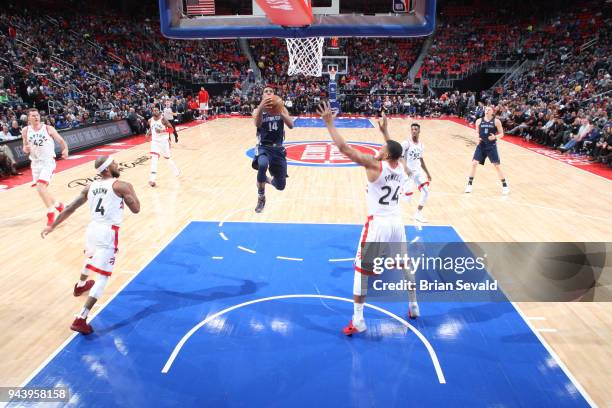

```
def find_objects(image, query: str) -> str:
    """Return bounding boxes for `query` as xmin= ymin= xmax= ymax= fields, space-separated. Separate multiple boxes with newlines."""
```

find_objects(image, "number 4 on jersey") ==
xmin=95 ymin=198 xmax=105 ymax=216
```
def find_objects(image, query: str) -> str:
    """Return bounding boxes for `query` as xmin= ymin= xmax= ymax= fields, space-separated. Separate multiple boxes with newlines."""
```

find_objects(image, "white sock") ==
xmin=403 ymin=268 xmax=418 ymax=303
xmin=77 ymin=280 xmax=86 ymax=288
xmin=353 ymin=303 xmax=364 ymax=321
xmin=409 ymin=289 xmax=417 ymax=303
xmin=47 ymin=207 xmax=54 ymax=213
xmin=78 ymin=307 xmax=90 ymax=319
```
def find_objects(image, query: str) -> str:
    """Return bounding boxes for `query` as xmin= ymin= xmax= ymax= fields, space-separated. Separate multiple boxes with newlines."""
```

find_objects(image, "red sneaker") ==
xmin=70 ymin=317 xmax=93 ymax=335
xmin=55 ymin=202 xmax=65 ymax=213
xmin=343 ymin=319 xmax=366 ymax=336
xmin=73 ymin=280 xmax=95 ymax=297
xmin=46 ymin=212 xmax=55 ymax=226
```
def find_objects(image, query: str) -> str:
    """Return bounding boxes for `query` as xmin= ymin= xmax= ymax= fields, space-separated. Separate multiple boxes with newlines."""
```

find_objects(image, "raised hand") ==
xmin=378 ymin=112 xmax=388 ymax=133
xmin=317 ymin=101 xmax=335 ymax=124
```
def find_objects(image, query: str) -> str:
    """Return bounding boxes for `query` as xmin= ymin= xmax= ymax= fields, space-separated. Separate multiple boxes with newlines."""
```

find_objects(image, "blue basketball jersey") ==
xmin=478 ymin=118 xmax=498 ymax=145
xmin=257 ymin=112 xmax=285 ymax=145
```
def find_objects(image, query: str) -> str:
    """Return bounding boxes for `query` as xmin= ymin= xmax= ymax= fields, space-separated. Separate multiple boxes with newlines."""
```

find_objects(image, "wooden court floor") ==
xmin=0 ymin=118 xmax=611 ymax=405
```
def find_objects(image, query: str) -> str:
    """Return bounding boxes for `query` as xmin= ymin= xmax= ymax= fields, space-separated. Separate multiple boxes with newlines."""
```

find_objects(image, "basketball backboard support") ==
xmin=321 ymin=57 xmax=347 ymax=75
xmin=159 ymin=0 xmax=436 ymax=39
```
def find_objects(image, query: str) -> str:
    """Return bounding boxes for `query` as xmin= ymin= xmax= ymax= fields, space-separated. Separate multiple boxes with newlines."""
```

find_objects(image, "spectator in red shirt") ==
xmin=198 ymin=87 xmax=209 ymax=119
xmin=188 ymin=99 xmax=199 ymax=120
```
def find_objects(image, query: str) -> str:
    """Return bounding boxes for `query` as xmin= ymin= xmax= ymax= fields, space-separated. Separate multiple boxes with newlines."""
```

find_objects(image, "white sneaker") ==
xmin=464 ymin=184 xmax=473 ymax=193
xmin=408 ymin=302 xmax=420 ymax=319
xmin=414 ymin=211 xmax=428 ymax=223
xmin=502 ymin=186 xmax=509 ymax=195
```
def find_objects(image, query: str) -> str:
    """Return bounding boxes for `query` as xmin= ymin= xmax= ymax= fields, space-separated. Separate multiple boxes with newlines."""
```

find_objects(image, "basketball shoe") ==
xmin=414 ymin=211 xmax=427 ymax=223
xmin=343 ymin=319 xmax=366 ymax=336
xmin=255 ymin=195 xmax=265 ymax=213
xmin=71 ymin=317 xmax=93 ymax=335
xmin=408 ymin=302 xmax=420 ymax=319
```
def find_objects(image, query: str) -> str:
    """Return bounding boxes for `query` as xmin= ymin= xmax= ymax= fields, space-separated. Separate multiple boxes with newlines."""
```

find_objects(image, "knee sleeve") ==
xmin=353 ymin=270 xmax=368 ymax=297
xmin=256 ymin=155 xmax=269 ymax=183
xmin=418 ymin=185 xmax=429 ymax=207
xmin=90 ymin=275 xmax=109 ymax=300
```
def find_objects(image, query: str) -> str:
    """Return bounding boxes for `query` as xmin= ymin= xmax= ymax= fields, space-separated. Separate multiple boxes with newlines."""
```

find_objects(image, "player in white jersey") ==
xmin=318 ymin=102 xmax=419 ymax=336
xmin=21 ymin=108 xmax=69 ymax=226
xmin=146 ymin=107 xmax=180 ymax=187
xmin=41 ymin=156 xmax=140 ymax=335
xmin=378 ymin=115 xmax=432 ymax=222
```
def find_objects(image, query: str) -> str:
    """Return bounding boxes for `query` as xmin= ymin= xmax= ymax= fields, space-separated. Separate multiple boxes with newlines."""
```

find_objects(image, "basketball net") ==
xmin=286 ymin=37 xmax=325 ymax=77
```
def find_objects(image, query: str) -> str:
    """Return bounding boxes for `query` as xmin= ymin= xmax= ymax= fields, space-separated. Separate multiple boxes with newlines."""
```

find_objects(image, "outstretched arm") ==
xmin=41 ymin=185 xmax=89 ymax=238
xmin=317 ymin=101 xmax=379 ymax=170
xmin=378 ymin=112 xmax=391 ymax=141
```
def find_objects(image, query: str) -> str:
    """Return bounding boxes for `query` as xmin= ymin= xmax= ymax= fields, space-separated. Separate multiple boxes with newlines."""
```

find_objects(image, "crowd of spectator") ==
xmin=483 ymin=4 xmax=611 ymax=166
xmin=0 ymin=4 xmax=261 ymax=156
xmin=243 ymin=37 xmax=424 ymax=116
xmin=0 ymin=10 xmax=174 ymax=133
xmin=1 ymin=0 xmax=610 ymax=176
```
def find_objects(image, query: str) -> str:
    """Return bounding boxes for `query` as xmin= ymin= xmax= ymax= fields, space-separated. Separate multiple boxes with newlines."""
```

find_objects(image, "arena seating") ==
xmin=0 ymin=0 xmax=608 ymax=166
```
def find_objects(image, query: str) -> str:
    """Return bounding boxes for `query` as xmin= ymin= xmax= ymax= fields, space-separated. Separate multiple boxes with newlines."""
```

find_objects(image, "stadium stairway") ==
xmin=409 ymin=32 xmax=435 ymax=83
xmin=239 ymin=38 xmax=263 ymax=84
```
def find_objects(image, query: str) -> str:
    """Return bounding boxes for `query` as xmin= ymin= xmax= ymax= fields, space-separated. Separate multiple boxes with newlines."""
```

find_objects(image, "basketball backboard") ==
xmin=159 ymin=0 xmax=436 ymax=39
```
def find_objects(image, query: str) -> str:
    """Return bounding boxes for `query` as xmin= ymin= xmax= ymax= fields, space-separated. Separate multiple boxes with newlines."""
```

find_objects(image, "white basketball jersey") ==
xmin=88 ymin=178 xmax=124 ymax=226
xmin=27 ymin=124 xmax=55 ymax=162
xmin=366 ymin=161 xmax=407 ymax=217
xmin=150 ymin=117 xmax=167 ymax=142
xmin=401 ymin=139 xmax=424 ymax=173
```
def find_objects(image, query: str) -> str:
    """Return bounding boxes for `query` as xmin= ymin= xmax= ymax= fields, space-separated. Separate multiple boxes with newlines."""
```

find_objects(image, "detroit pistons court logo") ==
xmin=246 ymin=141 xmax=381 ymax=167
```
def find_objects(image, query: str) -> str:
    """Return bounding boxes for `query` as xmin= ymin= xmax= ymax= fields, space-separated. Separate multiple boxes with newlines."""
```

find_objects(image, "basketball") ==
xmin=265 ymin=95 xmax=284 ymax=114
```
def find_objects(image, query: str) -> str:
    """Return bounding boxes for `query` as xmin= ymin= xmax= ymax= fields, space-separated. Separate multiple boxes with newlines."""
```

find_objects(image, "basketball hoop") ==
xmin=285 ymin=37 xmax=325 ymax=77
